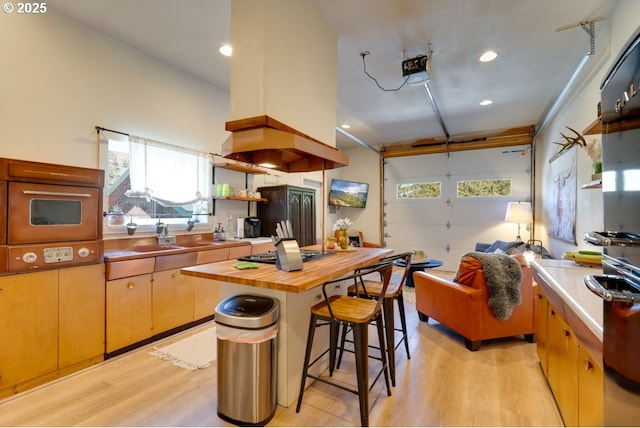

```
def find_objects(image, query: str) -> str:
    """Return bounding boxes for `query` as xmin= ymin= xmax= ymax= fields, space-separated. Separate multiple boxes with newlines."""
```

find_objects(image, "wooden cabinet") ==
xmin=535 ymin=287 xmax=548 ymax=376
xmin=578 ymin=345 xmax=604 ymax=426
xmin=106 ymin=249 xmax=224 ymax=353
xmin=547 ymin=307 xmax=580 ymax=426
xmin=152 ymin=268 xmax=194 ymax=334
xmin=106 ymin=274 xmax=153 ymax=353
xmin=0 ymin=264 xmax=105 ymax=397
xmin=193 ymin=248 xmax=229 ymax=320
xmin=0 ymin=271 xmax=58 ymax=391
xmin=59 ymin=264 xmax=105 ymax=368
xmin=258 ymin=185 xmax=316 ymax=246
xmin=193 ymin=276 xmax=222 ymax=320
xmin=536 ymin=292 xmax=603 ymax=427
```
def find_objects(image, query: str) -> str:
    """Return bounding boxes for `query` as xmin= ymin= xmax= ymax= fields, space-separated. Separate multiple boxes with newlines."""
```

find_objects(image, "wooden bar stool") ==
xmin=338 ymin=252 xmax=413 ymax=386
xmin=296 ymin=261 xmax=394 ymax=427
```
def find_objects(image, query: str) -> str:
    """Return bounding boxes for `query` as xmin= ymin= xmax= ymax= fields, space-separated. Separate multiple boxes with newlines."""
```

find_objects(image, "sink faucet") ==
xmin=157 ymin=224 xmax=176 ymax=245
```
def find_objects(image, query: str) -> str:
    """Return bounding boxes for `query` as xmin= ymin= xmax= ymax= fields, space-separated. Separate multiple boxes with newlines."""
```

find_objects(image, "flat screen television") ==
xmin=328 ymin=179 xmax=369 ymax=208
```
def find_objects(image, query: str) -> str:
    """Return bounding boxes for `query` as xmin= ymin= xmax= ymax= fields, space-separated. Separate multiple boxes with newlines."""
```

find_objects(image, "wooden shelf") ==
xmin=212 ymin=162 xmax=268 ymax=175
xmin=213 ymin=196 xmax=267 ymax=202
xmin=581 ymin=179 xmax=602 ymax=189
xmin=583 ymin=119 xmax=601 ymax=136
xmin=583 ymin=116 xmax=640 ymax=135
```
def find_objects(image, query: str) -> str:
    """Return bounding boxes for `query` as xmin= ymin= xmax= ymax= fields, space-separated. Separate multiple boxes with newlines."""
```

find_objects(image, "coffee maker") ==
xmin=244 ymin=217 xmax=261 ymax=238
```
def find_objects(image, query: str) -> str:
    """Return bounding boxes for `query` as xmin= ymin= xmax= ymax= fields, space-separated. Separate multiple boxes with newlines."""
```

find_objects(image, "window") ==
xmin=456 ymin=178 xmax=511 ymax=197
xmin=106 ymin=136 xmax=212 ymax=233
xmin=397 ymin=182 xmax=442 ymax=199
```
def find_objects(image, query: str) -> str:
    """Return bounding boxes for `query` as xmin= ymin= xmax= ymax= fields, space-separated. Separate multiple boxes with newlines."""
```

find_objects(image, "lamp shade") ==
xmin=505 ymin=202 xmax=533 ymax=224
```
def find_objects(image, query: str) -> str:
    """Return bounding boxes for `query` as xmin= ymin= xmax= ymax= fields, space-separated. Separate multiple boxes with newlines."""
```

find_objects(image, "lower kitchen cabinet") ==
xmin=0 ymin=270 xmax=58 ymax=392
xmin=578 ymin=345 xmax=603 ymax=426
xmin=152 ymin=268 xmax=194 ymax=334
xmin=0 ymin=264 xmax=105 ymax=398
xmin=59 ymin=264 xmax=105 ymax=368
xmin=537 ymin=290 xmax=603 ymax=427
xmin=547 ymin=307 xmax=580 ymax=427
xmin=105 ymin=249 xmax=224 ymax=354
xmin=534 ymin=287 xmax=548 ymax=376
xmin=106 ymin=274 xmax=153 ymax=353
xmin=193 ymin=276 xmax=221 ymax=320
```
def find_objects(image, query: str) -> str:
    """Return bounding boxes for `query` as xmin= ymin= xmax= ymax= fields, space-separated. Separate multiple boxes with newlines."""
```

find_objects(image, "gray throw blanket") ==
xmin=454 ymin=251 xmax=523 ymax=320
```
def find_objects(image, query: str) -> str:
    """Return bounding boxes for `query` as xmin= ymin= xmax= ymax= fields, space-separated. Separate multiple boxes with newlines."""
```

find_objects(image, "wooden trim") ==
xmin=381 ymin=125 xmax=534 ymax=158
xmin=225 ymin=115 xmax=323 ymax=145
xmin=383 ymin=134 xmax=533 ymax=158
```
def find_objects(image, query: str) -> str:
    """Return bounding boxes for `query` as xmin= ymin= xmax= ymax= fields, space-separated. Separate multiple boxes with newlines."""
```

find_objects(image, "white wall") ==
xmin=0 ymin=8 xmax=234 ymax=226
xmin=534 ymin=0 xmax=640 ymax=258
xmin=0 ymin=9 xmax=231 ymax=165
xmin=324 ymin=146 xmax=382 ymax=244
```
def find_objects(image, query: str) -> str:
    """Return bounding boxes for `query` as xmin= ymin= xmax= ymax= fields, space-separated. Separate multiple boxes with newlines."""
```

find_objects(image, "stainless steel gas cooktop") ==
xmin=237 ymin=250 xmax=335 ymax=264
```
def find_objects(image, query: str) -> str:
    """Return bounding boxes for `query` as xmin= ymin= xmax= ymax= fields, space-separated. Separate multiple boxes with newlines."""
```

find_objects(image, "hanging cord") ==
xmin=361 ymin=51 xmax=409 ymax=92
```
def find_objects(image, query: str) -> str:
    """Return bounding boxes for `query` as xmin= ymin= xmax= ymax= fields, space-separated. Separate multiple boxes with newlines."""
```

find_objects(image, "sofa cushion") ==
xmin=484 ymin=240 xmax=518 ymax=253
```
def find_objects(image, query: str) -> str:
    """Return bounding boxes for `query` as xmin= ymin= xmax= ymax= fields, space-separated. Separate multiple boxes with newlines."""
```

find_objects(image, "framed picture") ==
xmin=547 ymin=146 xmax=577 ymax=244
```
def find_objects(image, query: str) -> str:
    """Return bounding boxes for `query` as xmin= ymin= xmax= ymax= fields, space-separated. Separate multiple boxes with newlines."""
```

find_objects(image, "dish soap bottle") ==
xmin=213 ymin=223 xmax=226 ymax=242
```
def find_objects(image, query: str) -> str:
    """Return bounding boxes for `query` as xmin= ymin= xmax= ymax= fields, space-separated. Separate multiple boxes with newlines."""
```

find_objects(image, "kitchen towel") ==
xmin=149 ymin=327 xmax=217 ymax=370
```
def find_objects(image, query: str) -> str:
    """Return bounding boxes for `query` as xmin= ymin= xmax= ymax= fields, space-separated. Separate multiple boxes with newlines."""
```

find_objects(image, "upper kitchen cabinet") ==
xmin=258 ymin=185 xmax=316 ymax=247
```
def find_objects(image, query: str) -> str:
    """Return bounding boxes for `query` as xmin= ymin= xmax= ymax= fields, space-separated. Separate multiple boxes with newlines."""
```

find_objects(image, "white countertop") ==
xmin=532 ymin=259 xmax=604 ymax=342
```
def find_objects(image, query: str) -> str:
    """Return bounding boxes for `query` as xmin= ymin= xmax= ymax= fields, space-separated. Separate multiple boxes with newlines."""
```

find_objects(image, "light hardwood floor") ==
xmin=0 ymin=270 xmax=563 ymax=427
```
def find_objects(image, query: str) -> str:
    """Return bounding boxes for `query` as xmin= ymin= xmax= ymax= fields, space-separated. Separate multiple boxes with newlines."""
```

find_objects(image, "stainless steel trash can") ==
xmin=215 ymin=295 xmax=279 ymax=426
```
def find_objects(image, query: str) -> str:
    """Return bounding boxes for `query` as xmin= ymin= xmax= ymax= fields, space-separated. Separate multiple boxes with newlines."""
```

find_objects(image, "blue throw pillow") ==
xmin=485 ymin=240 xmax=518 ymax=253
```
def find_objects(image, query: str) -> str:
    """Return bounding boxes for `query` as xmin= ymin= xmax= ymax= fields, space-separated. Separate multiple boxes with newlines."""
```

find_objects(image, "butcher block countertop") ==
xmin=180 ymin=247 xmax=394 ymax=293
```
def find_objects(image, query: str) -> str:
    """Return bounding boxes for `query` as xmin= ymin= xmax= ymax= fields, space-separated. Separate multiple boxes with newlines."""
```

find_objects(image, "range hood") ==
xmin=222 ymin=115 xmax=348 ymax=173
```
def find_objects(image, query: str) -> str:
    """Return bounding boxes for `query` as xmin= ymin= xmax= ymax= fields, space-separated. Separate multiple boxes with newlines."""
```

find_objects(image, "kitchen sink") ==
xmin=178 ymin=241 xmax=224 ymax=248
xmin=129 ymin=244 xmax=184 ymax=252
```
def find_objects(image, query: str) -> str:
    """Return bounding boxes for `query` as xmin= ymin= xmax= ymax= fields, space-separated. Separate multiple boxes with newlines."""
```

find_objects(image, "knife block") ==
xmin=275 ymin=238 xmax=303 ymax=271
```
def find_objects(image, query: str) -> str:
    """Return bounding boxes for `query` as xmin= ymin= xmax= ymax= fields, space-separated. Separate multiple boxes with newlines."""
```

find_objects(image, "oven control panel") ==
xmin=44 ymin=247 xmax=74 ymax=263
xmin=7 ymin=241 xmax=102 ymax=272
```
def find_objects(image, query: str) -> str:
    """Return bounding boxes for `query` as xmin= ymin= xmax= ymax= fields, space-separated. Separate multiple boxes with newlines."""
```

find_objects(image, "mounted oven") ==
xmin=0 ymin=158 xmax=104 ymax=274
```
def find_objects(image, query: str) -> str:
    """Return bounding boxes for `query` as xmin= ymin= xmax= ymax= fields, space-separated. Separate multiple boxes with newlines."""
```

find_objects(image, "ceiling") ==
xmin=50 ymin=0 xmax=615 ymax=152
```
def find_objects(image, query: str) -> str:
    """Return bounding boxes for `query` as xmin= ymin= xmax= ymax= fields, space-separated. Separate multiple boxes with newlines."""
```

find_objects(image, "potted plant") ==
xmin=333 ymin=217 xmax=353 ymax=250
xmin=107 ymin=203 xmax=125 ymax=226
xmin=585 ymin=138 xmax=602 ymax=181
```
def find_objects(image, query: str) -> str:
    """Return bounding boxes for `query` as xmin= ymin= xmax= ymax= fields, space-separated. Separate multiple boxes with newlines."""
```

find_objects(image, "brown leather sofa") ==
xmin=413 ymin=254 xmax=536 ymax=351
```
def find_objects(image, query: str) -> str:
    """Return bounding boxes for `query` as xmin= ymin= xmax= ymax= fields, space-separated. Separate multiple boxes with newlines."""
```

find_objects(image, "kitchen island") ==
xmin=181 ymin=247 xmax=393 ymax=407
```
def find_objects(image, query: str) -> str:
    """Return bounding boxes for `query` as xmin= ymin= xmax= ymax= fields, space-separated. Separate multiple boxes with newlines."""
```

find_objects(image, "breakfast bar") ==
xmin=181 ymin=247 xmax=393 ymax=407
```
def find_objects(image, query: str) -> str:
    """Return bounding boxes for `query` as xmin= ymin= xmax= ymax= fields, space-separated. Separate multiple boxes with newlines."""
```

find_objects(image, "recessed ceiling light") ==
xmin=480 ymin=99 xmax=493 ymax=106
xmin=219 ymin=44 xmax=233 ymax=57
xmin=479 ymin=50 xmax=497 ymax=62
xmin=340 ymin=124 xmax=351 ymax=129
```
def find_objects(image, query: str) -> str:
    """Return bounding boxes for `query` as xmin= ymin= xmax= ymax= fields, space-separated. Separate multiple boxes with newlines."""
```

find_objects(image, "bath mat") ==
xmin=150 ymin=327 xmax=217 ymax=370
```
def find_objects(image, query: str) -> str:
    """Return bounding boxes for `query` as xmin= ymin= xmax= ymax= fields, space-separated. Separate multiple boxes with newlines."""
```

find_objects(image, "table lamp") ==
xmin=504 ymin=201 xmax=532 ymax=243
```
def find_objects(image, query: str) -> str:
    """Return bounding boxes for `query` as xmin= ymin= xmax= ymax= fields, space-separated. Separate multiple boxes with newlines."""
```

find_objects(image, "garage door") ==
xmin=383 ymin=145 xmax=531 ymax=271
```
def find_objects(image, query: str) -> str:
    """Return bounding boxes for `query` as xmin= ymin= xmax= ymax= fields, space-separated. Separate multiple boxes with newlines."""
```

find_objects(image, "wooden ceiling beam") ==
xmin=381 ymin=125 xmax=535 ymax=158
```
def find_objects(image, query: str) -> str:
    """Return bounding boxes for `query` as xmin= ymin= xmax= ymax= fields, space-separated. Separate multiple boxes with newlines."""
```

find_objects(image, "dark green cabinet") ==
xmin=258 ymin=185 xmax=316 ymax=246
